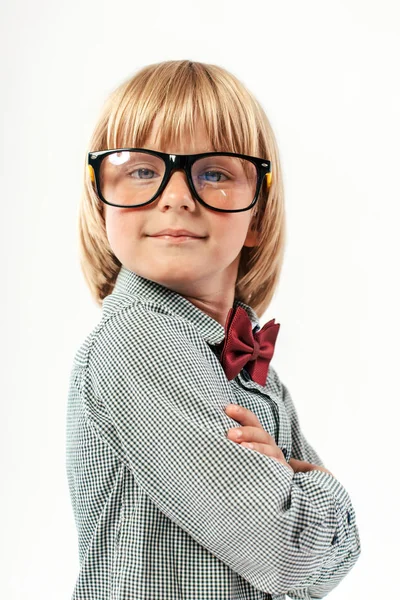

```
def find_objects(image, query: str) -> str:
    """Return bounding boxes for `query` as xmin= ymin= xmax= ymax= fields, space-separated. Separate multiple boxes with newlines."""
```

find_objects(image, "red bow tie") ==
xmin=216 ymin=306 xmax=280 ymax=386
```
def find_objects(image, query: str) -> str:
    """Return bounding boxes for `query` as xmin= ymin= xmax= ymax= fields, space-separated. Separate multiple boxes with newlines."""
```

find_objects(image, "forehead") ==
xmin=142 ymin=112 xmax=215 ymax=155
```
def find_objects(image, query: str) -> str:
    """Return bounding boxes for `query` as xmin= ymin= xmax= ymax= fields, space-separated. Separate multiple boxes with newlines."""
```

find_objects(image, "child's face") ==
xmin=103 ymin=115 xmax=259 ymax=302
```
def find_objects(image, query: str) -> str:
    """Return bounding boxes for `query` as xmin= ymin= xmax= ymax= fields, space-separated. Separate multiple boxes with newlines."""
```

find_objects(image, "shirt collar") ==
xmin=103 ymin=265 xmax=261 ymax=346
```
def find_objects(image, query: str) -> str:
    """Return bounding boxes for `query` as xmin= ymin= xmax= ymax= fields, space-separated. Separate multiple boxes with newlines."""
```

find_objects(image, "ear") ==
xmin=243 ymin=212 xmax=260 ymax=248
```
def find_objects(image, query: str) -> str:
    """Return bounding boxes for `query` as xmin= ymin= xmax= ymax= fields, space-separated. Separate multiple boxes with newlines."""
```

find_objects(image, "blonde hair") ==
xmin=78 ymin=59 xmax=286 ymax=317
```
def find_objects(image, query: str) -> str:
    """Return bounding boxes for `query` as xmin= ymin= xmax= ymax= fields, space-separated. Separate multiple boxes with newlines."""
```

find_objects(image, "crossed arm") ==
xmin=84 ymin=303 xmax=361 ymax=598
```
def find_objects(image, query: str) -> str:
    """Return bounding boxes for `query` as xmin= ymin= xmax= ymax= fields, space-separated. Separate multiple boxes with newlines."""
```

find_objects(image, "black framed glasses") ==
xmin=87 ymin=148 xmax=272 ymax=213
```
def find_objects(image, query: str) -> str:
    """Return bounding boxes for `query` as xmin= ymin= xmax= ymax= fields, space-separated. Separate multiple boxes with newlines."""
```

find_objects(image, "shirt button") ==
xmin=347 ymin=511 xmax=352 ymax=525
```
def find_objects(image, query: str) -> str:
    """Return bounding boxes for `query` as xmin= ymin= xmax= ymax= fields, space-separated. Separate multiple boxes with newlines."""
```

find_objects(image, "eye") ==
xmin=128 ymin=168 xmax=156 ymax=179
xmin=197 ymin=170 xmax=229 ymax=183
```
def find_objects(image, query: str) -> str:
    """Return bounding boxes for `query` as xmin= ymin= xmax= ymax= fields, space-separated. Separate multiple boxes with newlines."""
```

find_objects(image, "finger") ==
xmin=288 ymin=458 xmax=315 ymax=473
xmin=225 ymin=404 xmax=263 ymax=428
xmin=227 ymin=425 xmax=275 ymax=446
xmin=239 ymin=438 xmax=285 ymax=462
xmin=288 ymin=458 xmax=334 ymax=477
xmin=241 ymin=441 xmax=279 ymax=457
xmin=241 ymin=442 xmax=294 ymax=472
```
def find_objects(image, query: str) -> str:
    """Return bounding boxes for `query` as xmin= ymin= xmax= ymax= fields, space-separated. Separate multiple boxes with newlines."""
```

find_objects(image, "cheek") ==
xmin=214 ymin=216 xmax=252 ymax=246
xmin=104 ymin=209 xmax=138 ymax=251
xmin=104 ymin=211 xmax=119 ymax=247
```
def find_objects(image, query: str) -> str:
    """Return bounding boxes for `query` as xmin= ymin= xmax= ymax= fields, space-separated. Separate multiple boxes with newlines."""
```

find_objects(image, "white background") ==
xmin=1 ymin=0 xmax=399 ymax=598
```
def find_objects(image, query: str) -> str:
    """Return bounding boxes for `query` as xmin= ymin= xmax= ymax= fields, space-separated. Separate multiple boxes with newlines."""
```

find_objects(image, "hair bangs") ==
xmin=103 ymin=62 xmax=261 ymax=159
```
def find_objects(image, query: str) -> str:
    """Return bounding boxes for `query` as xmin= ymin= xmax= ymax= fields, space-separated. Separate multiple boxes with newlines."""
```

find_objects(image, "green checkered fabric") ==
xmin=66 ymin=265 xmax=361 ymax=599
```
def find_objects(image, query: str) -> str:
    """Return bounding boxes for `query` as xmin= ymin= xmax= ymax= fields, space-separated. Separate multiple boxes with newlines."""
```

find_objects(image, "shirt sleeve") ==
xmin=83 ymin=302 xmax=361 ymax=597
xmin=274 ymin=371 xmax=362 ymax=599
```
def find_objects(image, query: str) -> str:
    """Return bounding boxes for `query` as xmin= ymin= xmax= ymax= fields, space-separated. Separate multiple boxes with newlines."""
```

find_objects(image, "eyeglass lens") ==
xmin=99 ymin=151 xmax=257 ymax=210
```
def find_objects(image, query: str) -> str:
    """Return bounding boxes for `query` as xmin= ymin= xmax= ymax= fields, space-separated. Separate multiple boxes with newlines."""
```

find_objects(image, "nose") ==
xmin=157 ymin=169 xmax=196 ymax=210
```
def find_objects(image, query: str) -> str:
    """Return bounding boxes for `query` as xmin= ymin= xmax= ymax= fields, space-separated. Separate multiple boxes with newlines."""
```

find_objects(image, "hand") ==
xmin=224 ymin=404 xmax=294 ymax=473
xmin=225 ymin=404 xmax=334 ymax=478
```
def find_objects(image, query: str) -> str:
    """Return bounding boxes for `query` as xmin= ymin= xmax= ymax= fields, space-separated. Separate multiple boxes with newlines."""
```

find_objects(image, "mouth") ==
xmin=149 ymin=235 xmax=205 ymax=243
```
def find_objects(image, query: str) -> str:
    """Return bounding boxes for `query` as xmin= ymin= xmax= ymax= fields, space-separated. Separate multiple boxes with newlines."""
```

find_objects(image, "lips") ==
xmin=150 ymin=228 xmax=205 ymax=238
xmin=150 ymin=235 xmax=204 ymax=244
